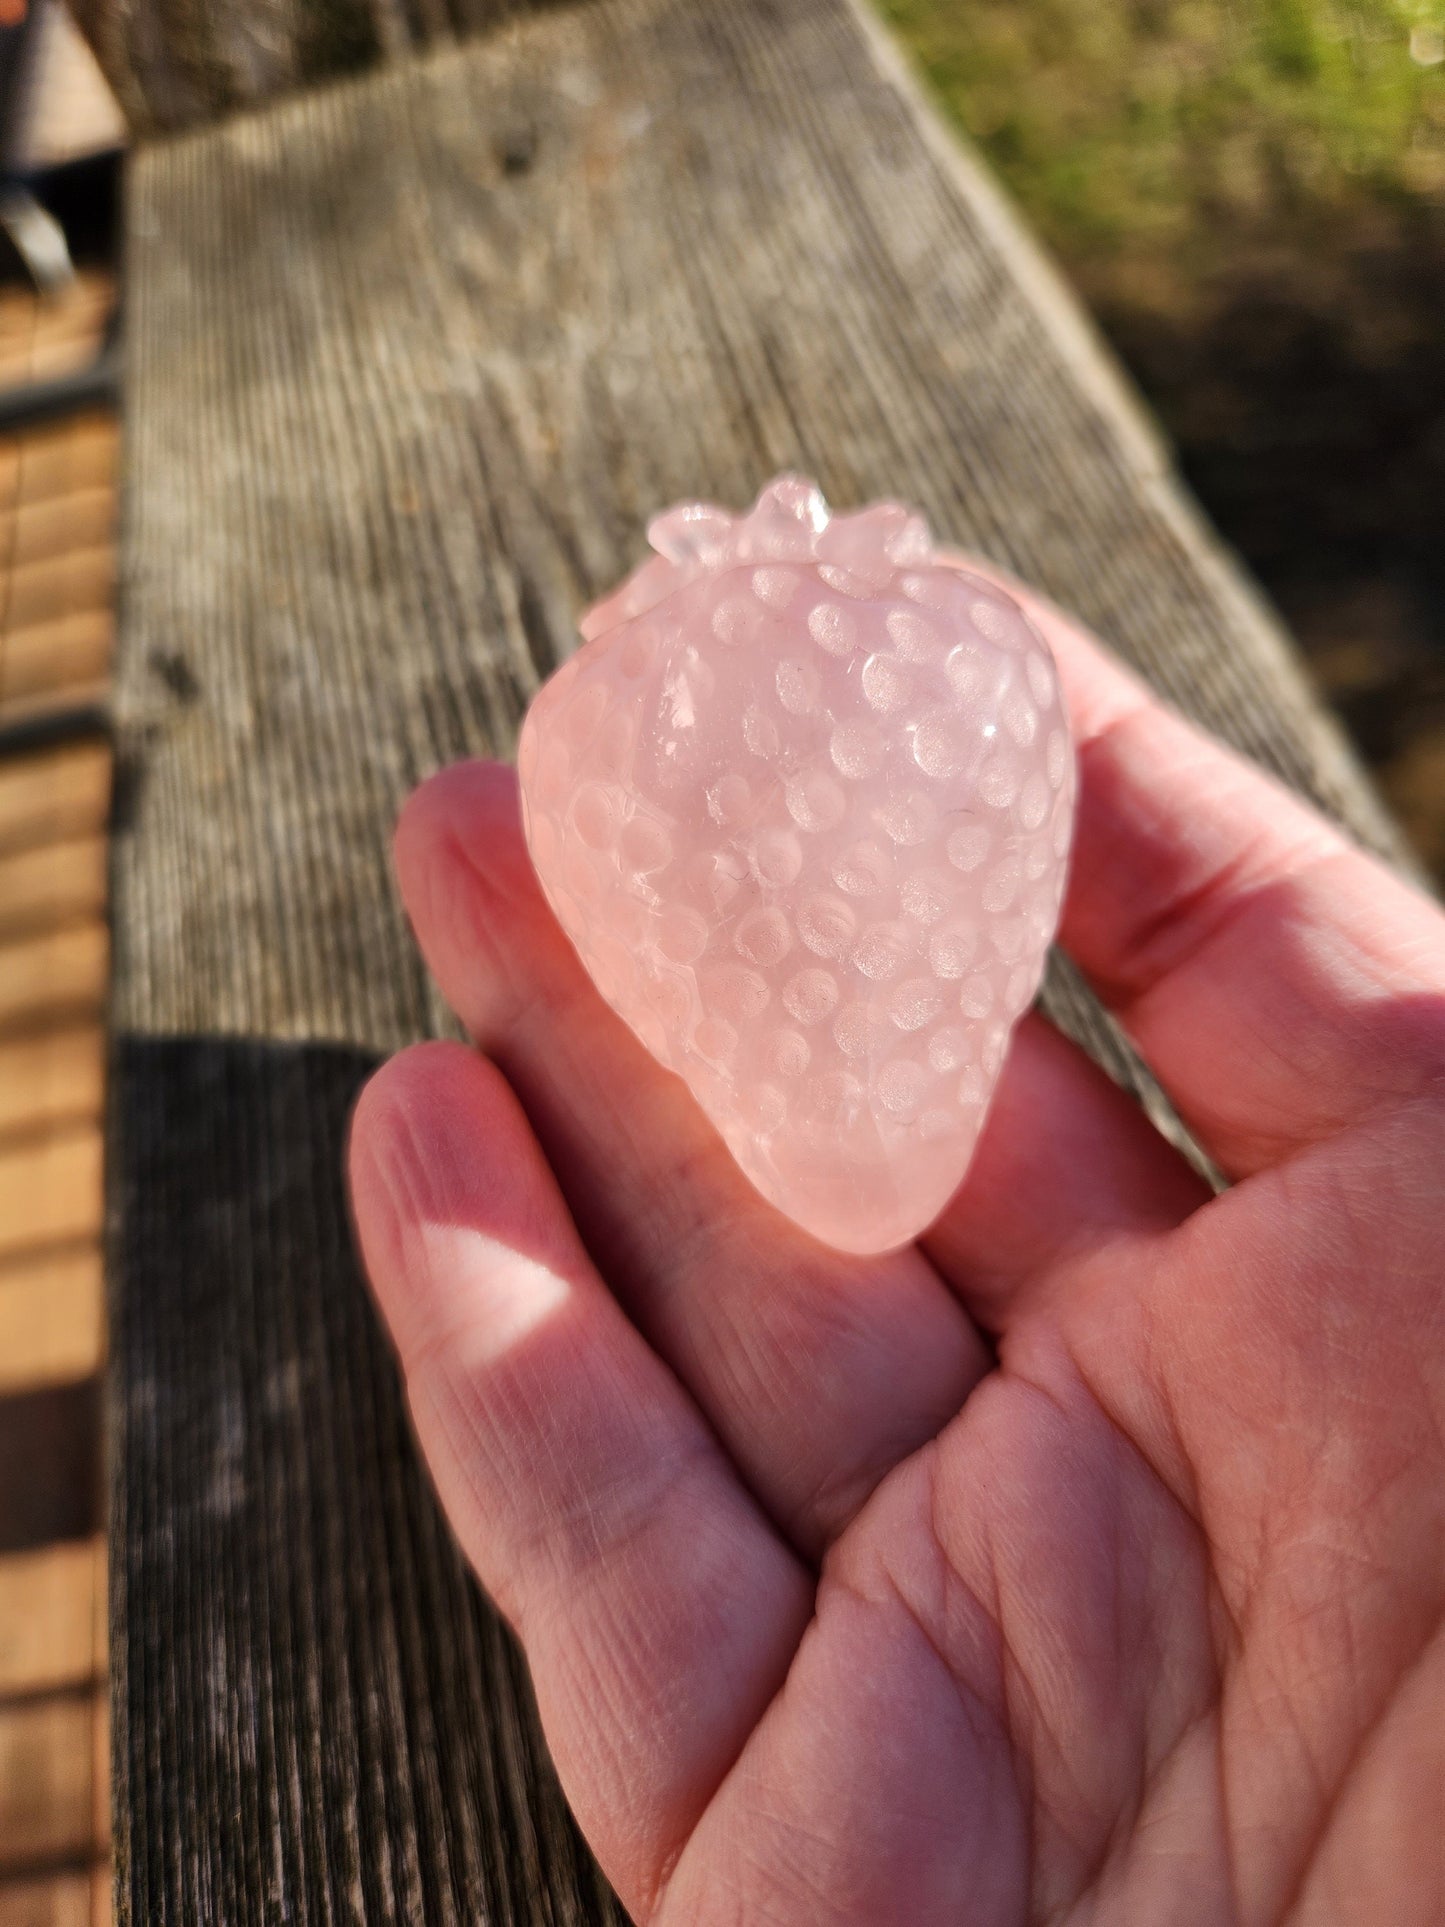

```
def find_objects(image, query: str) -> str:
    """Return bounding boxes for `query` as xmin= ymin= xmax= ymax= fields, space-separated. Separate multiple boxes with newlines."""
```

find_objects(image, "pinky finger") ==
xmin=348 ymin=1041 xmax=812 ymax=1916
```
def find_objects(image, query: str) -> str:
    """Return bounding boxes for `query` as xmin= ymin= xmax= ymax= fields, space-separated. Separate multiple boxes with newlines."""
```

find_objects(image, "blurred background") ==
xmin=883 ymin=0 xmax=1445 ymax=880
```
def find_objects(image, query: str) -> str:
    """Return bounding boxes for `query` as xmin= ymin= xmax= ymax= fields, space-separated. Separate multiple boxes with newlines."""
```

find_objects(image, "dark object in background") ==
xmin=0 ymin=144 xmax=121 ymax=437
xmin=10 ymin=142 xmax=120 ymax=267
xmin=0 ymin=5 xmax=121 ymax=753
xmin=0 ymin=1 xmax=42 ymax=172
xmin=0 ymin=0 xmax=121 ymax=299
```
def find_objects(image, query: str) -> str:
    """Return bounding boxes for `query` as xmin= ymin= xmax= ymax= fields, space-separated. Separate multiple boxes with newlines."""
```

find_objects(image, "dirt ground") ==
xmin=884 ymin=0 xmax=1445 ymax=883
xmin=1102 ymin=228 xmax=1445 ymax=880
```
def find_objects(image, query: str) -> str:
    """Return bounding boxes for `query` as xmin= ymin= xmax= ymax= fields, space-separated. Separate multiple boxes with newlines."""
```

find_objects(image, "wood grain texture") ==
xmin=70 ymin=0 xmax=571 ymax=134
xmin=108 ymin=1039 xmax=619 ymax=1926
xmin=115 ymin=0 xmax=1411 ymax=1055
xmin=109 ymin=3 xmax=1416 ymax=1921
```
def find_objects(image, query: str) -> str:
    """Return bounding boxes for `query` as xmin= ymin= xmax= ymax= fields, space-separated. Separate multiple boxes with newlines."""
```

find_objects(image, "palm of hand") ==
xmin=350 ymin=585 xmax=1445 ymax=1925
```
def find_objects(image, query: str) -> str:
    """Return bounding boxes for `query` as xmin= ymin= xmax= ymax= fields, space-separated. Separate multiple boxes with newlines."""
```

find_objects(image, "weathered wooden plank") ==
xmin=114 ymin=3 xmax=1410 ymax=1052
xmin=108 ymin=1039 xmax=618 ymax=1926
xmin=0 ymin=1248 xmax=106 ymax=1394
xmin=71 ymin=0 xmax=563 ymax=135
xmin=108 ymin=4 xmax=1416 ymax=1923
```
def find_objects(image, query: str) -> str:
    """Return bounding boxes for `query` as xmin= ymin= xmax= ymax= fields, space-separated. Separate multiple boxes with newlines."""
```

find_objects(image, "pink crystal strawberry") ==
xmin=516 ymin=476 xmax=1075 ymax=1254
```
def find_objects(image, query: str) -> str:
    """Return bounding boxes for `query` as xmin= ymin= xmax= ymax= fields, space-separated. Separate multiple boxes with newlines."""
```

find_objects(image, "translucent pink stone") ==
xmin=517 ymin=476 xmax=1075 ymax=1254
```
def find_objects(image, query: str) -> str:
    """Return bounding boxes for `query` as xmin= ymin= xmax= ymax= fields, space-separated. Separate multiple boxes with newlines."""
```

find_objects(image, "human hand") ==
xmin=348 ymin=583 xmax=1445 ymax=1925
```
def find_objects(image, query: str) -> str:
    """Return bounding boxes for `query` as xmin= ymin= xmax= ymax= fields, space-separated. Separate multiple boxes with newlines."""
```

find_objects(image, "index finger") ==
xmin=990 ymin=570 xmax=1445 ymax=1176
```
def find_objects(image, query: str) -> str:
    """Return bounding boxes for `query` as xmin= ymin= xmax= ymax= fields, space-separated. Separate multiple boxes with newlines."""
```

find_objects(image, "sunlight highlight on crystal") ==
xmin=517 ymin=476 xmax=1075 ymax=1253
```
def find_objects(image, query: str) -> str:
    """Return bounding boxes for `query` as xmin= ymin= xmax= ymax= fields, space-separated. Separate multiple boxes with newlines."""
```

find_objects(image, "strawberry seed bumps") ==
xmin=517 ymin=477 xmax=1074 ymax=1253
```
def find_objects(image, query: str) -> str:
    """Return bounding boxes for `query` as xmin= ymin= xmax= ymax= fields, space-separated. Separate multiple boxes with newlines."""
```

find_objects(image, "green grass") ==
xmin=877 ymin=0 xmax=1445 ymax=311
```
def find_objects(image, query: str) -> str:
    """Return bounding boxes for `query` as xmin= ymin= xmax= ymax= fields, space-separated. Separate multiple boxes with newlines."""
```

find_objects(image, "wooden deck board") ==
xmin=107 ymin=3 xmax=1410 ymax=1920
xmin=2 ymin=550 xmax=116 ymax=637
xmin=11 ymin=422 xmax=118 ymax=513
xmin=0 ymin=1871 xmax=95 ymax=1927
xmin=0 ymin=1698 xmax=95 ymax=1868
xmin=0 ymin=1540 xmax=102 ymax=1696
xmin=0 ymin=1133 xmax=104 ymax=1264
xmin=0 ymin=1250 xmax=106 ymax=1396
xmin=6 ymin=492 xmax=116 ymax=570
xmin=0 ymin=614 xmax=115 ymax=709
xmin=0 ymin=927 xmax=109 ymax=1039
xmin=0 ymin=749 xmax=111 ymax=858
xmin=0 ymin=261 xmax=117 ymax=1924
xmin=0 ymin=841 xmax=107 ymax=946
xmin=0 ymin=1031 xmax=106 ymax=1140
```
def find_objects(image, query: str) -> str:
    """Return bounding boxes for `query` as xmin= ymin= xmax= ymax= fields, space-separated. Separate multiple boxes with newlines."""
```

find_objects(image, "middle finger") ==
xmin=395 ymin=758 xmax=988 ymax=1556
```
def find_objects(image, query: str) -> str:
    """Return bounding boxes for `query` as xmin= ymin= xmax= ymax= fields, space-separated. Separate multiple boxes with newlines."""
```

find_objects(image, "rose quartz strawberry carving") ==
xmin=516 ymin=476 xmax=1075 ymax=1254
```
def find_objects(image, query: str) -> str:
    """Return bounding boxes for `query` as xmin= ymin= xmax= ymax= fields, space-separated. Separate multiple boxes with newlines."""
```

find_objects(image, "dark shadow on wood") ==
xmin=107 ymin=1033 xmax=622 ymax=1926
xmin=0 ymin=1379 xmax=100 ymax=1555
